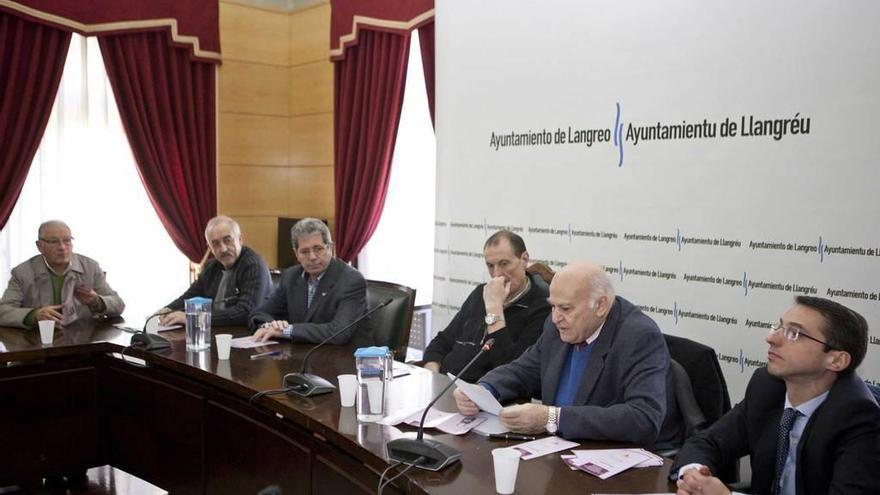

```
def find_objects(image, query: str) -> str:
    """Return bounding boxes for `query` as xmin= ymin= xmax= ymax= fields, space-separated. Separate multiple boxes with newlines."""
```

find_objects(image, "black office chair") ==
xmin=366 ymin=280 xmax=416 ymax=360
xmin=664 ymin=334 xmax=731 ymax=428
xmin=671 ymin=359 xmax=708 ymax=437
xmin=663 ymin=333 xmax=737 ymax=483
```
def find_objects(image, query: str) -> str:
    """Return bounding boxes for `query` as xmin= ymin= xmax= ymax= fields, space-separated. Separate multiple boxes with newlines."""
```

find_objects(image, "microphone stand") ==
xmin=130 ymin=311 xmax=171 ymax=350
xmin=385 ymin=338 xmax=495 ymax=471
xmin=282 ymin=298 xmax=393 ymax=397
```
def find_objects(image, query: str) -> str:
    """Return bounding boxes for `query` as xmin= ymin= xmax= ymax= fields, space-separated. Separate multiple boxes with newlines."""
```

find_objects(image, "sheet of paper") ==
xmin=561 ymin=449 xmax=652 ymax=479
xmin=405 ymin=409 xmax=460 ymax=429
xmin=472 ymin=412 xmax=508 ymax=435
xmin=449 ymin=375 xmax=503 ymax=415
xmin=511 ymin=436 xmax=579 ymax=460
xmin=434 ymin=413 xmax=487 ymax=435
xmin=230 ymin=336 xmax=279 ymax=349
xmin=117 ymin=321 xmax=182 ymax=333
xmin=395 ymin=408 xmax=489 ymax=435
xmin=570 ymin=448 xmax=663 ymax=468
xmin=379 ymin=406 xmax=424 ymax=426
xmin=61 ymin=289 xmax=77 ymax=326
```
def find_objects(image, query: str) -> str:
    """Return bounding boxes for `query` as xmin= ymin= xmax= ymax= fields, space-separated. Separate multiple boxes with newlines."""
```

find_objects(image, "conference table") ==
xmin=0 ymin=317 xmax=676 ymax=494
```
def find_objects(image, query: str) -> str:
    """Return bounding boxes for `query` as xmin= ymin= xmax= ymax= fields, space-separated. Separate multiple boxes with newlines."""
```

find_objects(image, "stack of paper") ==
xmin=381 ymin=407 xmax=500 ymax=436
xmin=510 ymin=436 xmax=580 ymax=460
xmin=560 ymin=448 xmax=663 ymax=479
xmin=230 ymin=336 xmax=278 ymax=349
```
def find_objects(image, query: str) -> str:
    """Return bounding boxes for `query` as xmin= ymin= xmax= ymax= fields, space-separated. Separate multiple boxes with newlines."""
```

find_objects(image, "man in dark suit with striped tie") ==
xmin=249 ymin=218 xmax=370 ymax=347
xmin=673 ymin=296 xmax=880 ymax=495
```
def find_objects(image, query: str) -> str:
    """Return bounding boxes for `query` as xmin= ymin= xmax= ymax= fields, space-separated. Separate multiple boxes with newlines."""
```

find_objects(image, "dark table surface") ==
xmin=0 ymin=317 xmax=677 ymax=494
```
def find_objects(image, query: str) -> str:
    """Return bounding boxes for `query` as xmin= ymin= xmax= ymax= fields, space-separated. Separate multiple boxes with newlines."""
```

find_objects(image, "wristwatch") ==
xmin=484 ymin=313 xmax=504 ymax=326
xmin=546 ymin=406 xmax=559 ymax=434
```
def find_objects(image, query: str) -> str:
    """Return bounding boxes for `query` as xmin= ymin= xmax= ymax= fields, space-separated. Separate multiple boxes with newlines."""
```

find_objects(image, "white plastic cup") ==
xmin=215 ymin=334 xmax=233 ymax=360
xmin=492 ymin=447 xmax=521 ymax=494
xmin=38 ymin=320 xmax=55 ymax=345
xmin=337 ymin=374 xmax=358 ymax=407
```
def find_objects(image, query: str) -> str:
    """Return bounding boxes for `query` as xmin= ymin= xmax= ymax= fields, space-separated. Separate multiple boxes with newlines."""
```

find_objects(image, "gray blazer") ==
xmin=480 ymin=296 xmax=670 ymax=445
xmin=0 ymin=254 xmax=125 ymax=328
xmin=248 ymin=257 xmax=371 ymax=346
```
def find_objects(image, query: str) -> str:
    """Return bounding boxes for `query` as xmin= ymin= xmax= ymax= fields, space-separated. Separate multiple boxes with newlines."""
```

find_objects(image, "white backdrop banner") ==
xmin=433 ymin=0 xmax=880 ymax=401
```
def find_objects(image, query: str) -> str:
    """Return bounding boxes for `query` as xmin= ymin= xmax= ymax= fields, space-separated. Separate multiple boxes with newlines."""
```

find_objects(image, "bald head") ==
xmin=549 ymin=261 xmax=615 ymax=344
xmin=38 ymin=220 xmax=70 ymax=240
xmin=555 ymin=261 xmax=615 ymax=303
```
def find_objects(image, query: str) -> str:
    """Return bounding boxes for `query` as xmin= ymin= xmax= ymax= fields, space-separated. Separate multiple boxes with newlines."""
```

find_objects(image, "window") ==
xmin=0 ymin=34 xmax=190 ymax=321
xmin=358 ymin=30 xmax=436 ymax=308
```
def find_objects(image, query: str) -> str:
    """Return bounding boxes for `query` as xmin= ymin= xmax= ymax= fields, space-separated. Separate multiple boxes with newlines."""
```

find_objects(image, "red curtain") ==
xmin=333 ymin=29 xmax=411 ymax=262
xmin=1 ymin=0 xmax=220 ymax=62
xmin=99 ymin=30 xmax=216 ymax=262
xmin=417 ymin=21 xmax=435 ymax=126
xmin=0 ymin=13 xmax=71 ymax=229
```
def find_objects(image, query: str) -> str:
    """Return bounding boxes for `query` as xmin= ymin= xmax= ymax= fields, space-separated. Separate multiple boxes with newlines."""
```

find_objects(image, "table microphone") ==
xmin=130 ymin=312 xmax=171 ymax=350
xmin=385 ymin=338 xmax=495 ymax=471
xmin=282 ymin=297 xmax=393 ymax=397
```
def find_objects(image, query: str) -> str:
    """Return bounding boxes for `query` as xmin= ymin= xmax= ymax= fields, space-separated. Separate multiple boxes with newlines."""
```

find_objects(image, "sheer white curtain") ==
xmin=358 ymin=30 xmax=436 ymax=307
xmin=0 ymin=34 xmax=190 ymax=322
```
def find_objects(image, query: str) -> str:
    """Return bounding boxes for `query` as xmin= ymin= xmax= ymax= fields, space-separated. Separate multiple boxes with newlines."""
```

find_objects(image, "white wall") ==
xmin=433 ymin=0 xmax=880 ymax=402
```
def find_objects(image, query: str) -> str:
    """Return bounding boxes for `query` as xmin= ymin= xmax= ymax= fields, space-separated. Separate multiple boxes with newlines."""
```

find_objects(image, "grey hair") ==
xmin=586 ymin=269 xmax=615 ymax=307
xmin=37 ymin=220 xmax=70 ymax=240
xmin=204 ymin=215 xmax=241 ymax=240
xmin=290 ymin=218 xmax=331 ymax=250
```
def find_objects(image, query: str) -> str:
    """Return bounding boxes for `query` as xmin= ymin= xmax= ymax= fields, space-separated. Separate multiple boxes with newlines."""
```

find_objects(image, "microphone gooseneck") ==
xmin=415 ymin=338 xmax=494 ymax=441
xmin=298 ymin=297 xmax=393 ymax=374
xmin=385 ymin=337 xmax=496 ymax=470
xmin=130 ymin=311 xmax=172 ymax=350
xmin=280 ymin=297 xmax=394 ymax=397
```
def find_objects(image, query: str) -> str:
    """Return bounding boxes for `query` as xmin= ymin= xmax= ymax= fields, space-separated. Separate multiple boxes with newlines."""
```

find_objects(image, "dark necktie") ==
xmin=771 ymin=407 xmax=799 ymax=495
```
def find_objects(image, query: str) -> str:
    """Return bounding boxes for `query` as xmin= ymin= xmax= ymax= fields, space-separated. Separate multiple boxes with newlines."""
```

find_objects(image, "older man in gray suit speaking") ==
xmin=0 ymin=220 xmax=125 ymax=329
xmin=454 ymin=261 xmax=679 ymax=445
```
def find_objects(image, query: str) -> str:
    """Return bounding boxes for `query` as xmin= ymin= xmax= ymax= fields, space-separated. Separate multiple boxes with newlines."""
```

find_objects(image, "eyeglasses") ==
xmin=40 ymin=237 xmax=74 ymax=246
xmin=210 ymin=235 xmax=238 ymax=249
xmin=768 ymin=324 xmax=839 ymax=350
xmin=296 ymin=244 xmax=330 ymax=257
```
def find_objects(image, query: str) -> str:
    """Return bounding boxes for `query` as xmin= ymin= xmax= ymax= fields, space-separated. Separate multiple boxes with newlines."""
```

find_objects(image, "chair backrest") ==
xmin=664 ymin=333 xmax=737 ymax=483
xmin=670 ymin=359 xmax=707 ymax=439
xmin=663 ymin=334 xmax=731 ymax=425
xmin=526 ymin=262 xmax=556 ymax=284
xmin=366 ymin=280 xmax=416 ymax=360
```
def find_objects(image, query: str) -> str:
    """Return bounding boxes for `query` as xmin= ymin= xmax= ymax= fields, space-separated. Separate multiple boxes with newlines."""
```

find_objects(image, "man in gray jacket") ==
xmin=0 ymin=220 xmax=124 ymax=328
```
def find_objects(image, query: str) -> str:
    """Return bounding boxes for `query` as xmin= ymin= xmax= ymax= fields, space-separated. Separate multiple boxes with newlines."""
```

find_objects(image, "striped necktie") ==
xmin=771 ymin=407 xmax=800 ymax=495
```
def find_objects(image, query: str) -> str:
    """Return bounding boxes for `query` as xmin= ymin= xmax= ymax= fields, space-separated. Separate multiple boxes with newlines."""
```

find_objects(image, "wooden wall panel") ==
xmin=220 ymin=2 xmax=289 ymax=65
xmin=289 ymin=4 xmax=331 ymax=66
xmin=219 ymin=165 xmax=289 ymax=216
xmin=220 ymin=61 xmax=289 ymax=116
xmin=287 ymin=166 xmax=334 ymax=220
xmin=232 ymin=216 xmax=278 ymax=269
xmin=220 ymin=114 xmax=289 ymax=166
xmin=289 ymin=61 xmax=333 ymax=116
xmin=218 ymin=0 xmax=335 ymax=257
xmin=289 ymin=114 xmax=334 ymax=166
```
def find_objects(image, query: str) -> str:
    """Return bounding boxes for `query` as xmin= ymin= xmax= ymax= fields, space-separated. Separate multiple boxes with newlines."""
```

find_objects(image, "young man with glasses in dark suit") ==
xmin=673 ymin=296 xmax=880 ymax=495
